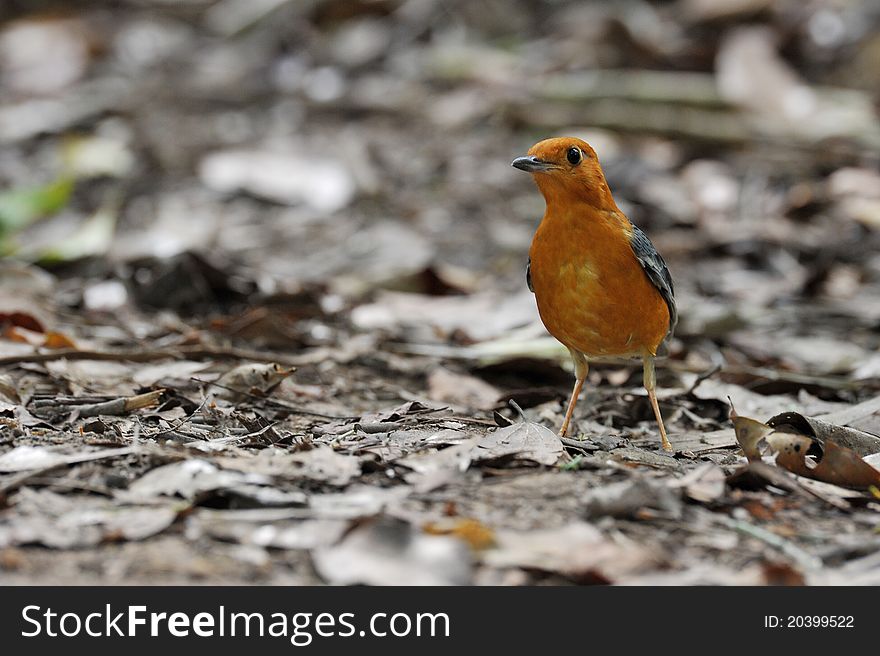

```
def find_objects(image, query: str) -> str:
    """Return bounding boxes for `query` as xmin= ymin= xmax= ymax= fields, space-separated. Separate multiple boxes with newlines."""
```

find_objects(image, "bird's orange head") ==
xmin=511 ymin=137 xmax=616 ymax=210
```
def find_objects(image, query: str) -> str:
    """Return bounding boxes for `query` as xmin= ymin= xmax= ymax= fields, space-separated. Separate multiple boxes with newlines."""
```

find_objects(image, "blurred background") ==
xmin=2 ymin=0 xmax=880 ymax=411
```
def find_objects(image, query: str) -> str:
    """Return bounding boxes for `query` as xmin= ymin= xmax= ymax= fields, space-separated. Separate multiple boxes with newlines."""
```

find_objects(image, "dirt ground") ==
xmin=1 ymin=0 xmax=880 ymax=585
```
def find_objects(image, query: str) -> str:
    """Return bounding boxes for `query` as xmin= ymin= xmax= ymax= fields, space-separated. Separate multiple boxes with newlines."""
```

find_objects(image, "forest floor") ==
xmin=1 ymin=0 xmax=879 ymax=585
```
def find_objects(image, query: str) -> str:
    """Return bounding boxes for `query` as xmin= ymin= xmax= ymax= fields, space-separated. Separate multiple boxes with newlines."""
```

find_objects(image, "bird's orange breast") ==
xmin=529 ymin=207 xmax=670 ymax=358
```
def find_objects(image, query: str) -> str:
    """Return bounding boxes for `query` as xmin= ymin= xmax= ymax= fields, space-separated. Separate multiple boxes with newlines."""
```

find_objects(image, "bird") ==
xmin=512 ymin=137 xmax=677 ymax=451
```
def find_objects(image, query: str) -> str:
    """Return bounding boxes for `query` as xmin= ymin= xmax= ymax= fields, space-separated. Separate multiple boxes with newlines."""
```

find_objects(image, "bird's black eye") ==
xmin=566 ymin=147 xmax=581 ymax=165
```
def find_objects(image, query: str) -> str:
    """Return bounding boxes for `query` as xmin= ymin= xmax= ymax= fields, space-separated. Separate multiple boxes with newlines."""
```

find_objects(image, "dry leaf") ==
xmin=730 ymin=405 xmax=880 ymax=490
xmin=423 ymin=518 xmax=496 ymax=551
xmin=730 ymin=402 xmax=773 ymax=460
xmin=671 ymin=463 xmax=726 ymax=503
xmin=121 ymin=459 xmax=290 ymax=502
xmin=42 ymin=330 xmax=76 ymax=349
xmin=199 ymin=149 xmax=356 ymax=212
xmin=214 ymin=362 xmax=295 ymax=401
xmin=583 ymin=477 xmax=683 ymax=519
xmin=0 ymin=445 xmax=133 ymax=473
xmin=768 ymin=432 xmax=880 ymax=490
xmin=0 ymin=489 xmax=177 ymax=548
xmin=0 ymin=373 xmax=20 ymax=403
xmin=427 ymin=367 xmax=500 ymax=410
xmin=285 ymin=446 xmax=362 ymax=486
xmin=484 ymin=522 xmax=657 ymax=582
xmin=312 ymin=516 xmax=472 ymax=585
xmin=767 ymin=411 xmax=880 ymax=457
xmin=474 ymin=421 xmax=563 ymax=466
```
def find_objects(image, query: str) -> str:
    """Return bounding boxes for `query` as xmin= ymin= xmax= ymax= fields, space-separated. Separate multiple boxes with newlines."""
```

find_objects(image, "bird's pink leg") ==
xmin=643 ymin=354 xmax=672 ymax=451
xmin=559 ymin=350 xmax=588 ymax=437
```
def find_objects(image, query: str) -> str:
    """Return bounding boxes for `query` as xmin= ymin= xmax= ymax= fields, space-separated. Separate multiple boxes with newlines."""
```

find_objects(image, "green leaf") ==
xmin=0 ymin=178 xmax=74 ymax=235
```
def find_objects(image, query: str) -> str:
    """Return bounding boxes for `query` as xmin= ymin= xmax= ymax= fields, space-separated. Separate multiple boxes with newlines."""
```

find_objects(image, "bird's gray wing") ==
xmin=629 ymin=224 xmax=677 ymax=340
xmin=526 ymin=257 xmax=534 ymax=293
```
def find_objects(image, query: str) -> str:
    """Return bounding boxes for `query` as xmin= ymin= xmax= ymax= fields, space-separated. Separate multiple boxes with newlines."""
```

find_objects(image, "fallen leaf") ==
xmin=399 ymin=439 xmax=479 ymax=475
xmin=308 ymin=486 xmax=412 ymax=520
xmin=730 ymin=402 xmax=773 ymax=460
xmin=583 ymin=477 xmax=683 ymax=519
xmin=670 ymin=463 xmax=726 ymax=503
xmin=730 ymin=405 xmax=880 ymax=489
xmin=0 ymin=487 xmax=177 ymax=548
xmin=122 ymin=459 xmax=294 ymax=503
xmin=312 ymin=516 xmax=473 ymax=585
xmin=427 ymin=367 xmax=500 ymax=410
xmin=0 ymin=18 xmax=90 ymax=95
xmin=218 ymin=446 xmax=361 ymax=487
xmin=38 ymin=203 xmax=118 ymax=262
xmin=483 ymin=522 xmax=657 ymax=582
xmin=0 ymin=312 xmax=44 ymax=334
xmin=423 ymin=518 xmax=496 ymax=550
xmin=0 ymin=445 xmax=133 ymax=473
xmin=351 ymin=289 xmax=539 ymax=343
xmin=767 ymin=411 xmax=880 ymax=457
xmin=716 ymin=26 xmax=877 ymax=144
xmin=42 ymin=331 xmax=76 ymax=349
xmin=0 ymin=374 xmax=19 ymax=403
xmin=473 ymin=421 xmax=563 ymax=466
xmin=246 ymin=519 xmax=350 ymax=549
xmin=214 ymin=362 xmax=295 ymax=401
xmin=768 ymin=432 xmax=880 ymax=490
xmin=199 ymin=149 xmax=356 ymax=212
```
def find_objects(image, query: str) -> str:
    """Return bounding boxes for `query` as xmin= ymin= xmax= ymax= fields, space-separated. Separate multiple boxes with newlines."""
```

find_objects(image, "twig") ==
xmin=209 ymin=422 xmax=280 ymax=445
xmin=354 ymin=422 xmax=403 ymax=434
xmin=149 ymin=396 xmax=210 ymax=438
xmin=685 ymin=364 xmax=721 ymax=395
xmin=76 ymin=390 xmax=164 ymax=418
xmin=560 ymin=436 xmax=594 ymax=449
xmin=193 ymin=376 xmax=355 ymax=420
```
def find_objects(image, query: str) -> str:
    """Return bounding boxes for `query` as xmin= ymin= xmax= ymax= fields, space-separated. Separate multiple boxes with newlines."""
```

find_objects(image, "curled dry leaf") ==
xmin=730 ymin=404 xmax=880 ymax=490
xmin=767 ymin=411 xmax=880 ymax=457
xmin=767 ymin=432 xmax=880 ymax=490
xmin=730 ymin=401 xmax=773 ymax=460
xmin=214 ymin=362 xmax=295 ymax=401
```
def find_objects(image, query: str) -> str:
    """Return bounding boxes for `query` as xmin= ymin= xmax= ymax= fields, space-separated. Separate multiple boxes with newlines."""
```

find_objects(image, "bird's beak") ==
xmin=511 ymin=155 xmax=555 ymax=173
